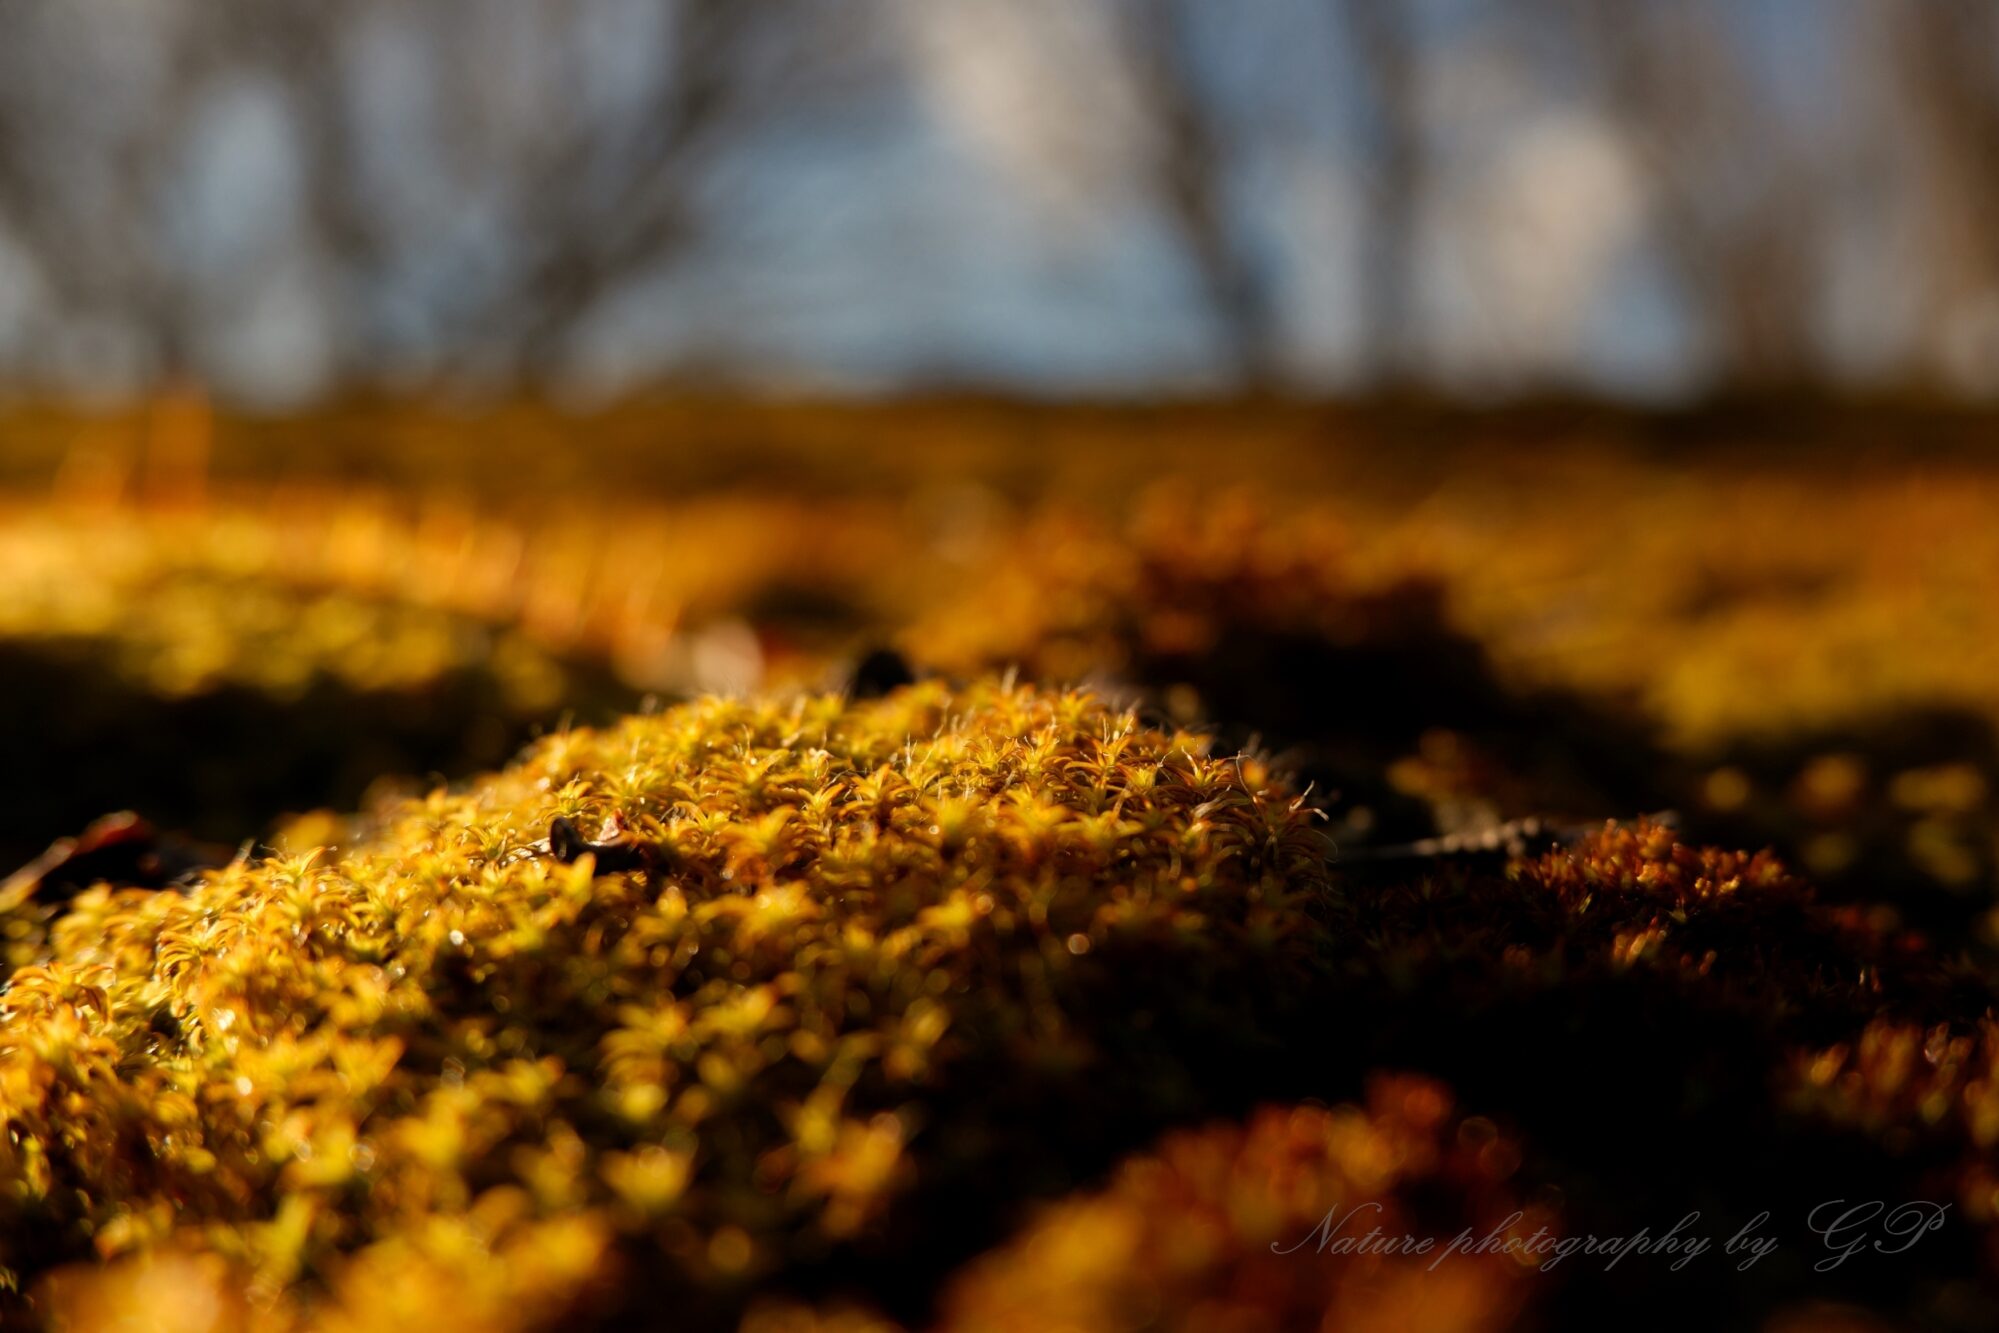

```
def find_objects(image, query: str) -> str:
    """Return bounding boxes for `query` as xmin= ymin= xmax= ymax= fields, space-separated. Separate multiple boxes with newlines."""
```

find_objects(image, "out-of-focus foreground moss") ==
xmin=747 ymin=1076 xmax=1548 ymax=1333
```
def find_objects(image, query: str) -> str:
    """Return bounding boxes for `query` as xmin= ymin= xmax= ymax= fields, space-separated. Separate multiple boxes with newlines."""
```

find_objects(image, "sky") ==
xmin=0 ymin=0 xmax=1986 ymax=405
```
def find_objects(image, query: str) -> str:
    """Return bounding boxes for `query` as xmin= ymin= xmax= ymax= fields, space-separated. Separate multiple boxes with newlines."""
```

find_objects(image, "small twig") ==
xmin=1339 ymin=811 xmax=1680 ymax=865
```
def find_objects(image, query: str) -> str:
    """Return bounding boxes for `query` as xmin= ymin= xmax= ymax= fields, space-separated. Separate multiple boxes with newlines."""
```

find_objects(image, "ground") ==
xmin=1 ymin=398 xmax=1996 ymax=1331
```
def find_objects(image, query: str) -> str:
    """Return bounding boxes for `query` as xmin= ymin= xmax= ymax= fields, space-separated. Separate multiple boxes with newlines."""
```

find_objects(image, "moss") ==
xmin=745 ymin=1075 xmax=1546 ymax=1333
xmin=0 ymin=680 xmax=1333 ymax=1329
xmin=18 ymin=463 xmax=1999 ymax=924
xmin=0 ymin=491 xmax=925 ymax=865
xmin=1788 ymin=1019 xmax=1999 ymax=1267
xmin=1355 ymin=821 xmax=1960 ymax=1027
xmin=930 ymin=1075 xmax=1546 ymax=1333
xmin=907 ymin=487 xmax=1673 ymax=854
xmin=11 ymin=446 xmax=1999 ymax=1326
xmin=2 ymin=679 xmax=1996 ymax=1328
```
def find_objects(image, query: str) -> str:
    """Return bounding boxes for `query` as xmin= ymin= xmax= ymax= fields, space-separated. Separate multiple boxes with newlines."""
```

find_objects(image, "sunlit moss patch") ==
xmin=0 ymin=680 xmax=1333 ymax=1329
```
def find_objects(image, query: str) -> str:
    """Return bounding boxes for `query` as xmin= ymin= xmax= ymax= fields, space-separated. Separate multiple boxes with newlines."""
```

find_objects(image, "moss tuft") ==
xmin=0 ymin=680 xmax=1333 ymax=1329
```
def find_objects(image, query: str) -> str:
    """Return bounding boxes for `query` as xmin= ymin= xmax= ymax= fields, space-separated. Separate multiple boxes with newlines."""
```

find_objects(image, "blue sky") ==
xmin=0 ymin=0 xmax=1987 ymax=404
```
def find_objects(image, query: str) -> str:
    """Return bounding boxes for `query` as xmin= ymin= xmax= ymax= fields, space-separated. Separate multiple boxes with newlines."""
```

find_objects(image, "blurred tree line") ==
xmin=0 ymin=0 xmax=1992 ymax=403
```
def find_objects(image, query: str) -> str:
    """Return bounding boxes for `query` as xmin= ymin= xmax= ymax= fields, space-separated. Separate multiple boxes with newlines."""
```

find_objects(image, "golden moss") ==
xmin=908 ymin=488 xmax=1403 ymax=688
xmin=900 ymin=471 xmax=1999 ymax=913
xmin=0 ymin=487 xmax=947 ymax=873
xmin=0 ymin=678 xmax=1963 ymax=1325
xmin=0 ymin=490 xmax=919 ymax=704
xmin=18 ymin=434 xmax=1999 ymax=757
xmin=932 ymin=1075 xmax=1547 ymax=1333
xmin=9 ymin=428 xmax=1999 ymax=1324
xmin=0 ymin=680 xmax=1333 ymax=1328
xmin=14 ymin=463 xmax=1999 ymax=914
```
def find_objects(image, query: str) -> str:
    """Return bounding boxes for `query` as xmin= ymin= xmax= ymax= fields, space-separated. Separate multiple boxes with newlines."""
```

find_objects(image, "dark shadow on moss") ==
xmin=729 ymin=954 xmax=1993 ymax=1333
xmin=576 ymin=862 xmax=1996 ymax=1333
xmin=1125 ymin=576 xmax=1684 ymax=841
xmin=1134 ymin=576 xmax=1999 ymax=947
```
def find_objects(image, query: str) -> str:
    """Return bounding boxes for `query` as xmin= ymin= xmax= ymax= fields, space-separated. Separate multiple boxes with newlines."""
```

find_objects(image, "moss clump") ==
xmin=0 ymin=490 xmax=926 ymax=706
xmin=1 ymin=670 xmax=1993 ymax=1328
xmin=0 ymin=503 xmax=575 ymax=705
xmin=929 ymin=1075 xmax=1547 ymax=1333
xmin=908 ymin=488 xmax=1668 ymax=849
xmin=0 ymin=680 xmax=1333 ymax=1329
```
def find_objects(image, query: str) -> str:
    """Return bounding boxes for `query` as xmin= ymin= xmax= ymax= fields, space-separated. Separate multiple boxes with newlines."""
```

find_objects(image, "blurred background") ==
xmin=0 ymin=0 xmax=1993 ymax=405
xmin=5 ymin=0 xmax=1999 ymax=945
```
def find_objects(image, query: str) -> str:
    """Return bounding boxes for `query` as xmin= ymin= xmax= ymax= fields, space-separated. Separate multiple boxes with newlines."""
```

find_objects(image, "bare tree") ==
xmin=444 ymin=0 xmax=860 ymax=379
xmin=0 ymin=0 xmax=861 ymax=392
xmin=0 ymin=0 xmax=1989 ymax=398
xmin=0 ymin=4 xmax=238 ymax=383
xmin=1879 ymin=0 xmax=1999 ymax=389
xmin=1119 ymin=0 xmax=1429 ymax=389
xmin=1118 ymin=0 xmax=1281 ymax=388
xmin=1338 ymin=0 xmax=1423 ymax=386
xmin=1566 ymin=0 xmax=1823 ymax=392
